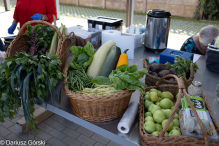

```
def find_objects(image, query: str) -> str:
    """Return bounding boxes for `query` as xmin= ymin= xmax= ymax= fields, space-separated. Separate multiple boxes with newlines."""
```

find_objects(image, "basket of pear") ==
xmin=139 ymin=75 xmax=218 ymax=146
xmin=144 ymin=87 xmax=181 ymax=137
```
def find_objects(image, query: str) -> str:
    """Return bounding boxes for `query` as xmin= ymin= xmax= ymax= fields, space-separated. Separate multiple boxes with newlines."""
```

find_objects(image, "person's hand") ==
xmin=31 ymin=13 xmax=43 ymax=20
xmin=8 ymin=23 xmax=17 ymax=34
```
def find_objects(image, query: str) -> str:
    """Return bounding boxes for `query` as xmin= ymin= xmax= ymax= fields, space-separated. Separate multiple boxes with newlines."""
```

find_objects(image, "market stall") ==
xmin=38 ymin=46 xmax=219 ymax=146
xmin=1 ymin=12 xmax=219 ymax=146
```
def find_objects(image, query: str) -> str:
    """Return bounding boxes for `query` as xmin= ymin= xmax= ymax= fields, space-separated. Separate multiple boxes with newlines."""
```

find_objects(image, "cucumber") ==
xmin=87 ymin=41 xmax=116 ymax=78
xmin=99 ymin=45 xmax=121 ymax=77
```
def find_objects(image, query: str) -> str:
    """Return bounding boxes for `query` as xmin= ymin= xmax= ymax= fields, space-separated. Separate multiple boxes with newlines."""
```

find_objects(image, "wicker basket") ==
xmin=143 ymin=58 xmax=195 ymax=86
xmin=63 ymin=65 xmax=134 ymax=122
xmin=6 ymin=20 xmax=76 ymax=71
xmin=139 ymin=75 xmax=219 ymax=146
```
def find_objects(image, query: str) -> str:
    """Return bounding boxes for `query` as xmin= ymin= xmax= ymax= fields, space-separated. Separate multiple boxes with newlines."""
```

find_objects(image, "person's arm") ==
xmin=44 ymin=0 xmax=57 ymax=23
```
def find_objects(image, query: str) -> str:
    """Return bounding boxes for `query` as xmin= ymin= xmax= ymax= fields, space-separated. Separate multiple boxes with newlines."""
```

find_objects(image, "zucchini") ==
xmin=99 ymin=45 xmax=121 ymax=77
xmin=87 ymin=41 xmax=116 ymax=78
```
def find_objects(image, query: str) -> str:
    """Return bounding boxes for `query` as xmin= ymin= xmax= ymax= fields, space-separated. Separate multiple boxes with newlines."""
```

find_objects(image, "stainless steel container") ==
xmin=144 ymin=10 xmax=171 ymax=51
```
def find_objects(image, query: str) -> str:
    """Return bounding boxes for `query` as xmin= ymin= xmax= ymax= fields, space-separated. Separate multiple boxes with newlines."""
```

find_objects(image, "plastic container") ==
xmin=179 ymin=109 xmax=219 ymax=143
xmin=67 ymin=26 xmax=101 ymax=48
xmin=160 ymin=48 xmax=194 ymax=64
xmin=88 ymin=16 xmax=123 ymax=31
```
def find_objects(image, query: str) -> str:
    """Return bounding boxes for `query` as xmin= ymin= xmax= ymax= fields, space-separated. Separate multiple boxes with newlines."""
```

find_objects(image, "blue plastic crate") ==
xmin=160 ymin=48 xmax=194 ymax=64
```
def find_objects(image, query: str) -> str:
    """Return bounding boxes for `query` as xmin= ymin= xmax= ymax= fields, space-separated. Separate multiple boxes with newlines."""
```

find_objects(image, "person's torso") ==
xmin=16 ymin=0 xmax=48 ymax=28
xmin=180 ymin=36 xmax=204 ymax=55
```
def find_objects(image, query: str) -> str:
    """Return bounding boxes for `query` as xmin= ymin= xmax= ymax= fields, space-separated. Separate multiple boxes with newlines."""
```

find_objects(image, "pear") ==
xmin=169 ymin=130 xmax=182 ymax=136
xmin=151 ymin=131 xmax=159 ymax=136
xmin=145 ymin=100 xmax=153 ymax=109
xmin=153 ymin=110 xmax=165 ymax=123
xmin=151 ymin=105 xmax=161 ymax=114
xmin=159 ymin=99 xmax=173 ymax=109
xmin=144 ymin=121 xmax=155 ymax=134
xmin=149 ymin=92 xmax=159 ymax=102
xmin=145 ymin=112 xmax=152 ymax=117
xmin=162 ymin=119 xmax=174 ymax=131
xmin=144 ymin=94 xmax=150 ymax=101
xmin=145 ymin=116 xmax=154 ymax=122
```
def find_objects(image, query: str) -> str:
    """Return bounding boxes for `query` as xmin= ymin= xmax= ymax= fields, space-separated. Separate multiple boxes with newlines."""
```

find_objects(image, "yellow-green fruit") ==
xmin=157 ymin=90 xmax=162 ymax=97
xmin=145 ymin=100 xmax=153 ymax=109
xmin=162 ymin=109 xmax=173 ymax=119
xmin=151 ymin=105 xmax=161 ymax=114
xmin=145 ymin=116 xmax=154 ymax=122
xmin=161 ymin=92 xmax=174 ymax=100
xmin=150 ymin=89 xmax=157 ymax=93
xmin=144 ymin=94 xmax=150 ymax=101
xmin=164 ymin=132 xmax=169 ymax=136
xmin=151 ymin=131 xmax=159 ymax=136
xmin=146 ymin=92 xmax=150 ymax=95
xmin=169 ymin=130 xmax=182 ymax=136
xmin=153 ymin=110 xmax=165 ymax=123
xmin=162 ymin=119 xmax=174 ymax=131
xmin=171 ymin=106 xmax=180 ymax=114
xmin=176 ymin=93 xmax=183 ymax=99
xmin=158 ymin=97 xmax=162 ymax=102
xmin=174 ymin=113 xmax=179 ymax=119
xmin=155 ymin=123 xmax=162 ymax=132
xmin=159 ymin=132 xmax=169 ymax=136
xmin=145 ymin=112 xmax=152 ymax=117
xmin=156 ymin=102 xmax=160 ymax=106
xmin=173 ymin=126 xmax=181 ymax=132
xmin=148 ymin=104 xmax=155 ymax=112
xmin=172 ymin=119 xmax=180 ymax=127
xmin=144 ymin=121 xmax=155 ymax=134
xmin=159 ymin=99 xmax=173 ymax=109
xmin=149 ymin=92 xmax=159 ymax=102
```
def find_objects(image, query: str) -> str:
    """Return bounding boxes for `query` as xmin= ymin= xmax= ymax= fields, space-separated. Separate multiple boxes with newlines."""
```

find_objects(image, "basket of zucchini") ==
xmin=6 ymin=20 xmax=76 ymax=72
xmin=63 ymin=41 xmax=148 ymax=122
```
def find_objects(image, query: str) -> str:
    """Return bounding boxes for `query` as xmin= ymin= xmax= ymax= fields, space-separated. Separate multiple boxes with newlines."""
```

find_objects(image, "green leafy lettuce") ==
xmin=69 ymin=42 xmax=96 ymax=71
xmin=92 ymin=65 xmax=148 ymax=94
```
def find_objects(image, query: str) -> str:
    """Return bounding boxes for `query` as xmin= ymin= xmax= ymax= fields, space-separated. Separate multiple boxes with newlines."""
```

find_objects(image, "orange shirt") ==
xmin=13 ymin=0 xmax=57 ymax=28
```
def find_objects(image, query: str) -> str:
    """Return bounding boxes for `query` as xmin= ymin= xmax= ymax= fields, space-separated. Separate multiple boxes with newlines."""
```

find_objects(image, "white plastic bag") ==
xmin=0 ymin=51 xmax=6 ymax=64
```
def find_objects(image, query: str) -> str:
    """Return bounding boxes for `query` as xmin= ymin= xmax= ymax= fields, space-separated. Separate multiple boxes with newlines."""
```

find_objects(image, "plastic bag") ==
xmin=0 ymin=51 xmax=6 ymax=64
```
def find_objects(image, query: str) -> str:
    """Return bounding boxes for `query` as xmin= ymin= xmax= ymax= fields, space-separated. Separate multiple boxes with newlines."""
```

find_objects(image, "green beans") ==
xmin=68 ymin=68 xmax=94 ymax=91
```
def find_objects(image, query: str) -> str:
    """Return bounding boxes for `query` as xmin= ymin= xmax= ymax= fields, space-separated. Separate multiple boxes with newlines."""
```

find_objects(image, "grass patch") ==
xmin=60 ymin=3 xmax=219 ymax=25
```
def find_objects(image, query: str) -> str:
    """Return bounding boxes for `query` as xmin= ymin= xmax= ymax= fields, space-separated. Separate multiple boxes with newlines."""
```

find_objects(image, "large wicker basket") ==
xmin=6 ymin=20 xmax=76 ymax=71
xmin=143 ymin=58 xmax=194 ymax=86
xmin=139 ymin=75 xmax=219 ymax=146
xmin=63 ymin=65 xmax=134 ymax=122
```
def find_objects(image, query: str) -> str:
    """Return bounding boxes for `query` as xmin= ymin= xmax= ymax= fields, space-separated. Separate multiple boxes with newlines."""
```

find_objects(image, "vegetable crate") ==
xmin=63 ymin=65 xmax=134 ymax=122
xmin=143 ymin=58 xmax=195 ymax=86
xmin=139 ymin=75 xmax=219 ymax=146
xmin=6 ymin=20 xmax=76 ymax=72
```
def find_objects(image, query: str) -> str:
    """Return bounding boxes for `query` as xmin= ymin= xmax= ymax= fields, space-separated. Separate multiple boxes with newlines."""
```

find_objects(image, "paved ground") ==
xmin=0 ymin=1 xmax=219 ymax=146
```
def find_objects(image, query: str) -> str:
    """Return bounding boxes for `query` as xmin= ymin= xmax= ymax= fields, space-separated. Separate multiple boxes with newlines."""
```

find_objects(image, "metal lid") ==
xmin=147 ymin=9 xmax=171 ymax=18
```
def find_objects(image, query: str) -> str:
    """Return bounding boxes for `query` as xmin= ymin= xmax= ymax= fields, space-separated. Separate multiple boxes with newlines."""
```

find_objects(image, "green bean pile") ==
xmin=68 ymin=68 xmax=94 ymax=91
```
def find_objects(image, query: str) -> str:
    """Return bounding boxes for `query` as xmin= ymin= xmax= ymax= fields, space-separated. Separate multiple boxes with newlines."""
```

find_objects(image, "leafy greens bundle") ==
xmin=92 ymin=65 xmax=148 ymax=94
xmin=25 ymin=24 xmax=55 ymax=50
xmin=0 ymin=52 xmax=64 ymax=135
xmin=69 ymin=42 xmax=96 ymax=71
xmin=166 ymin=56 xmax=199 ymax=78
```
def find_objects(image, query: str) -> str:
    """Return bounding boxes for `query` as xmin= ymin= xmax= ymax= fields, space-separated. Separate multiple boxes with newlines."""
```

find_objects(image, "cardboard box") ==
xmin=16 ymin=107 xmax=54 ymax=133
